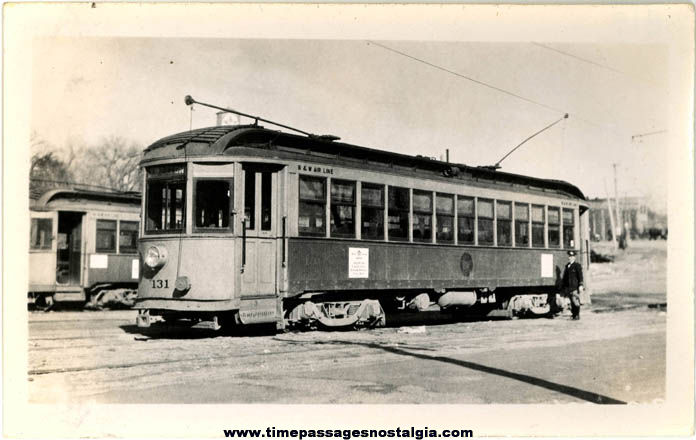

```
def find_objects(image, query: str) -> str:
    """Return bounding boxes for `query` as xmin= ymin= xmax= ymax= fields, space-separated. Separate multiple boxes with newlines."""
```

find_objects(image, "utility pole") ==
xmin=613 ymin=163 xmax=620 ymax=235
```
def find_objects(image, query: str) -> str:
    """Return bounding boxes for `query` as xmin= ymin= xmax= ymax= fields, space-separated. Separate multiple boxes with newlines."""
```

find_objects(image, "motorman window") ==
xmin=412 ymin=190 xmax=433 ymax=243
xmin=388 ymin=186 xmax=409 ymax=241
xmin=330 ymin=180 xmax=355 ymax=238
xmin=563 ymin=208 xmax=575 ymax=248
xmin=30 ymin=218 xmax=53 ymax=250
xmin=119 ymin=221 xmax=138 ymax=253
xmin=532 ymin=205 xmax=545 ymax=247
xmin=361 ymin=184 xmax=384 ymax=240
xmin=436 ymin=193 xmax=454 ymax=244
xmin=299 ymin=176 xmax=326 ymax=237
xmin=548 ymin=207 xmax=561 ymax=247
xmin=477 ymin=199 xmax=494 ymax=245
xmin=146 ymin=165 xmax=186 ymax=233
xmin=195 ymin=180 xmax=232 ymax=231
xmin=96 ymin=220 xmax=117 ymax=253
xmin=514 ymin=203 xmax=529 ymax=247
xmin=457 ymin=196 xmax=474 ymax=244
xmin=496 ymin=201 xmax=512 ymax=246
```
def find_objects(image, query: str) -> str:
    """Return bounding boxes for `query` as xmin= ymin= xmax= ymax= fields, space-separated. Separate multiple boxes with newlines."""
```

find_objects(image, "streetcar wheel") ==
xmin=34 ymin=294 xmax=55 ymax=312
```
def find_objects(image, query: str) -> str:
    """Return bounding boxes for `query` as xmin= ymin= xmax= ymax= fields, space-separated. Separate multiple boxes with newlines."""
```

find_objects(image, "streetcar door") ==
xmin=56 ymin=211 xmax=84 ymax=286
xmin=240 ymin=165 xmax=282 ymax=297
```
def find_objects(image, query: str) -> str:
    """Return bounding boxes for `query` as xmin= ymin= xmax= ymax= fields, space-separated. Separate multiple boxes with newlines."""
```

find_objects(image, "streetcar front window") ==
xmin=146 ymin=180 xmax=186 ymax=233
xmin=195 ymin=180 xmax=231 ymax=231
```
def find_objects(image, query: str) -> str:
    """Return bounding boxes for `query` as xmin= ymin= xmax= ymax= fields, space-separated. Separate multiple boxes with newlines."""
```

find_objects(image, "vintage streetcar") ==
xmin=135 ymin=97 xmax=590 ymax=331
xmin=29 ymin=186 xmax=141 ymax=310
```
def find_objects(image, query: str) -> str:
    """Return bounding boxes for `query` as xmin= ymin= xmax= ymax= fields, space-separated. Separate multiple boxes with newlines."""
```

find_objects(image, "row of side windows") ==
xmin=298 ymin=175 xmax=577 ymax=248
xmin=30 ymin=218 xmax=139 ymax=253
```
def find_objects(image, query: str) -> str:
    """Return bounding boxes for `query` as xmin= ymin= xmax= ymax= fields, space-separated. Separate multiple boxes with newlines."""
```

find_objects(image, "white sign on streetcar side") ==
xmin=348 ymin=248 xmax=369 ymax=278
xmin=541 ymin=253 xmax=553 ymax=278
xmin=90 ymin=254 xmax=108 ymax=269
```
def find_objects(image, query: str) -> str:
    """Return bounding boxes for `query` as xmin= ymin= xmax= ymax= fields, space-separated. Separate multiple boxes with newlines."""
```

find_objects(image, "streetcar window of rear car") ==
xmin=436 ymin=193 xmax=454 ymax=244
xmin=146 ymin=180 xmax=185 ymax=232
xmin=563 ymin=208 xmax=575 ymax=248
xmin=195 ymin=180 xmax=231 ymax=231
xmin=531 ymin=205 xmax=545 ymax=247
xmin=496 ymin=201 xmax=512 ymax=246
xmin=118 ymin=221 xmax=138 ymax=253
xmin=299 ymin=176 xmax=326 ymax=236
xmin=477 ymin=199 xmax=494 ymax=245
xmin=361 ymin=183 xmax=384 ymax=240
xmin=548 ymin=207 xmax=560 ymax=247
xmin=330 ymin=180 xmax=355 ymax=238
xmin=514 ymin=203 xmax=530 ymax=247
xmin=388 ymin=186 xmax=409 ymax=241
xmin=457 ymin=196 xmax=474 ymax=244
xmin=412 ymin=190 xmax=433 ymax=243
xmin=96 ymin=220 xmax=117 ymax=253
xmin=30 ymin=218 xmax=52 ymax=250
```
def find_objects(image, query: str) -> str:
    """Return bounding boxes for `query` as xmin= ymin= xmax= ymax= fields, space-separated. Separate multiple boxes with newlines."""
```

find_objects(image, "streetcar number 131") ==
xmin=151 ymin=279 xmax=169 ymax=288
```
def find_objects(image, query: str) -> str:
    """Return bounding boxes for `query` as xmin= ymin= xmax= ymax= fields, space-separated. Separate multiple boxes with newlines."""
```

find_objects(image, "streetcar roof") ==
xmin=143 ymin=125 xmax=586 ymax=200
xmin=31 ymin=187 xmax=141 ymax=210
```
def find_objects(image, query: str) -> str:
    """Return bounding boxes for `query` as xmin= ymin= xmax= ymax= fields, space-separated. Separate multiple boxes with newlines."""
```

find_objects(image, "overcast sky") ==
xmin=28 ymin=13 xmax=677 ymax=206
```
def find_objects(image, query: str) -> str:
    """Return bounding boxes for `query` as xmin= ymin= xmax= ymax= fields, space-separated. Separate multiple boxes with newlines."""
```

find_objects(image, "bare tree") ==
xmin=30 ymin=133 xmax=74 ymax=195
xmin=74 ymin=136 xmax=143 ymax=192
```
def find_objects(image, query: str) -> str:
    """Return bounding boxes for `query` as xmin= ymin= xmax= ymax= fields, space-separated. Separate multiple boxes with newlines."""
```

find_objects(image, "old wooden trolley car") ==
xmin=29 ymin=186 xmax=141 ymax=310
xmin=136 ymin=98 xmax=590 ymax=330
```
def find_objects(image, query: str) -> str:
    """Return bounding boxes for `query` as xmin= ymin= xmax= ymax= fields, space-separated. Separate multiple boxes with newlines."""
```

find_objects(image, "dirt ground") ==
xmin=27 ymin=240 xmax=667 ymax=404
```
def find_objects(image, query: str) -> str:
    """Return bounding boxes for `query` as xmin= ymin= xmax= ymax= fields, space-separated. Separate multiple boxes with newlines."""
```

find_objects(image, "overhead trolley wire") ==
xmin=367 ymin=40 xmax=566 ymax=115
xmin=366 ymin=40 xmax=643 ymax=142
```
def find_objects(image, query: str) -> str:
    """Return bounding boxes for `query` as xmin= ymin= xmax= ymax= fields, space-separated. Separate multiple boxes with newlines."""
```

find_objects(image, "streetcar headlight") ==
xmin=144 ymin=246 xmax=167 ymax=269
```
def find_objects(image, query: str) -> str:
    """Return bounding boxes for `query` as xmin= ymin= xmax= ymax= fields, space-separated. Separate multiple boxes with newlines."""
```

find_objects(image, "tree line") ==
xmin=30 ymin=132 xmax=143 ymax=195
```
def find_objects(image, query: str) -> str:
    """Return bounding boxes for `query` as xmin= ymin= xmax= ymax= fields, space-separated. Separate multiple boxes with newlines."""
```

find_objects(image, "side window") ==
xmin=514 ymin=203 xmax=529 ymax=247
xmin=330 ymin=180 xmax=356 ymax=238
xmin=436 ymin=193 xmax=454 ymax=244
xmin=146 ymin=181 xmax=185 ymax=232
xmin=195 ymin=179 xmax=232 ymax=231
xmin=298 ymin=176 xmax=326 ymax=237
xmin=119 ymin=221 xmax=139 ymax=253
xmin=532 ymin=205 xmax=545 ymax=247
xmin=387 ymin=186 xmax=409 ymax=241
xmin=477 ymin=199 xmax=494 ymax=245
xmin=412 ymin=190 xmax=433 ymax=243
xmin=361 ymin=183 xmax=384 ymax=240
xmin=548 ymin=207 xmax=560 ymax=247
xmin=457 ymin=196 xmax=474 ymax=244
xmin=96 ymin=220 xmax=117 ymax=253
xmin=563 ymin=208 xmax=575 ymax=248
xmin=30 ymin=218 xmax=53 ymax=250
xmin=496 ymin=201 xmax=512 ymax=246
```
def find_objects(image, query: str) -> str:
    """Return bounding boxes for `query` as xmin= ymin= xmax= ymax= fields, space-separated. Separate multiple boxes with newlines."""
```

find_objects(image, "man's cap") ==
xmin=567 ymin=250 xmax=577 ymax=256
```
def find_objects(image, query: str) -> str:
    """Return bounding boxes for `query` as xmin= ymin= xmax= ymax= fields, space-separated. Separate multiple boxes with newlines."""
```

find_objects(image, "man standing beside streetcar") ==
xmin=561 ymin=250 xmax=584 ymax=320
